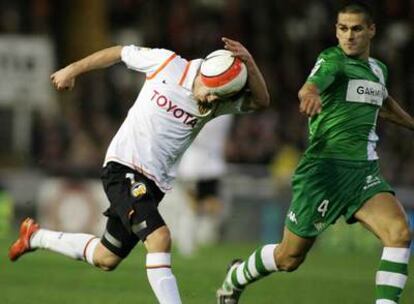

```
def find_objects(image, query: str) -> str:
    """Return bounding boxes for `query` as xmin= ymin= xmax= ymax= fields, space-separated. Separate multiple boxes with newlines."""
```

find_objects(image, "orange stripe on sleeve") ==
xmin=146 ymin=53 xmax=177 ymax=80
xmin=178 ymin=61 xmax=191 ymax=86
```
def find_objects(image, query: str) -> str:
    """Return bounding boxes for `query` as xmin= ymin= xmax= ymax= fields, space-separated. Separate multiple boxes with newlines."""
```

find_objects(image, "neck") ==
xmin=358 ymin=47 xmax=370 ymax=61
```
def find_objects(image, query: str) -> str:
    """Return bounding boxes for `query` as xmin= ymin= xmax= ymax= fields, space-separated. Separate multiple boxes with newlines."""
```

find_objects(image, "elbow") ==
xmin=262 ymin=95 xmax=271 ymax=109
xmin=260 ymin=90 xmax=271 ymax=108
xmin=254 ymin=94 xmax=270 ymax=110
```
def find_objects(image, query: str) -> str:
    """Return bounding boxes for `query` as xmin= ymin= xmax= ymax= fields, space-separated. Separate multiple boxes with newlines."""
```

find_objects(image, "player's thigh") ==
xmin=354 ymin=192 xmax=411 ymax=247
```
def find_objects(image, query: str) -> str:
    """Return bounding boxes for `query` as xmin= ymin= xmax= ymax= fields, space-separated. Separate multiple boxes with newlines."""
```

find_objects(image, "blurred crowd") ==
xmin=1 ymin=0 xmax=414 ymax=185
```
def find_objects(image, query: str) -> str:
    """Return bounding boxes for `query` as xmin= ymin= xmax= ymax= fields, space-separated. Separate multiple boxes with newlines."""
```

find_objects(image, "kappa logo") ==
xmin=150 ymin=90 xmax=198 ymax=128
xmin=287 ymin=211 xmax=298 ymax=224
xmin=363 ymin=175 xmax=381 ymax=190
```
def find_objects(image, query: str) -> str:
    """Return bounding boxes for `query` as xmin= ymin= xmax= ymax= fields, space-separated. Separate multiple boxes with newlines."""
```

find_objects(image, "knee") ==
xmin=95 ymin=257 xmax=121 ymax=271
xmin=383 ymin=222 xmax=412 ymax=247
xmin=145 ymin=226 xmax=172 ymax=252
xmin=275 ymin=251 xmax=306 ymax=272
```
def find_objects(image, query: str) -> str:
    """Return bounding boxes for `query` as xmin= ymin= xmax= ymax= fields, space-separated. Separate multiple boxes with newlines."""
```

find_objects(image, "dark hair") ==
xmin=338 ymin=1 xmax=375 ymax=25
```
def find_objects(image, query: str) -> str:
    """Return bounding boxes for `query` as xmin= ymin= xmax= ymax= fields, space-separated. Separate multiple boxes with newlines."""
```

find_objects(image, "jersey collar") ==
xmin=180 ymin=59 xmax=202 ymax=93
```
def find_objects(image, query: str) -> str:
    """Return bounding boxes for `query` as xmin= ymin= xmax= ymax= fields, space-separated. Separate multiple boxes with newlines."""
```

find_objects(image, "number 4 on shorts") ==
xmin=317 ymin=199 xmax=329 ymax=217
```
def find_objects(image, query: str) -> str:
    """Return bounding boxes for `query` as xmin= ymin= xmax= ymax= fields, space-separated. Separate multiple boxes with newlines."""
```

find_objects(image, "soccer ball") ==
xmin=200 ymin=49 xmax=247 ymax=96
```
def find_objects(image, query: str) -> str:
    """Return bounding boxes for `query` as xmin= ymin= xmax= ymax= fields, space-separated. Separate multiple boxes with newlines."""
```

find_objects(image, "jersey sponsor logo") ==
xmin=363 ymin=175 xmax=381 ymax=190
xmin=287 ymin=211 xmax=298 ymax=224
xmin=150 ymin=90 xmax=198 ymax=128
xmin=345 ymin=80 xmax=386 ymax=106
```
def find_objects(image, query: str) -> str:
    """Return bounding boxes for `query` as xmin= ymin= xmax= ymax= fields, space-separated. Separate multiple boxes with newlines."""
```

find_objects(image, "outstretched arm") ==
xmin=298 ymin=82 xmax=322 ymax=117
xmin=379 ymin=96 xmax=414 ymax=130
xmin=222 ymin=37 xmax=270 ymax=110
xmin=51 ymin=46 xmax=123 ymax=91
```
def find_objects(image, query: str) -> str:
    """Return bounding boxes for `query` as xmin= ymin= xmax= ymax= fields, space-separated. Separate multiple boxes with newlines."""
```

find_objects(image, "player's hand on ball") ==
xmin=299 ymin=94 xmax=322 ymax=117
xmin=50 ymin=67 xmax=76 ymax=91
xmin=222 ymin=37 xmax=252 ymax=63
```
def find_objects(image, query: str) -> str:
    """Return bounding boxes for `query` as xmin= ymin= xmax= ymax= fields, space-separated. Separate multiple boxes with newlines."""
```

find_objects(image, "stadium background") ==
xmin=0 ymin=0 xmax=413 ymax=303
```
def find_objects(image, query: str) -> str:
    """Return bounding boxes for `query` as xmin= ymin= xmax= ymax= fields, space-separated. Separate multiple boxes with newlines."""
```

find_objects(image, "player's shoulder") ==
xmin=124 ymin=45 xmax=183 ymax=62
xmin=317 ymin=46 xmax=344 ymax=62
xmin=369 ymin=56 xmax=388 ymax=72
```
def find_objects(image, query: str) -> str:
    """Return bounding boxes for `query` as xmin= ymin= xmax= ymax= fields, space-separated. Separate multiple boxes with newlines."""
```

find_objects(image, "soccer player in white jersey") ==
xmin=8 ymin=37 xmax=270 ymax=304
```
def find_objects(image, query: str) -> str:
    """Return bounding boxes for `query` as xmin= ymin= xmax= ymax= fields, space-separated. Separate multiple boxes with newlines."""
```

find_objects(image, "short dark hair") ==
xmin=338 ymin=2 xmax=375 ymax=25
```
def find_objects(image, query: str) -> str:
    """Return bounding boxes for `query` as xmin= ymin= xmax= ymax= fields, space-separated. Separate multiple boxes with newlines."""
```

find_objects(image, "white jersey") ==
xmin=104 ymin=45 xmax=249 ymax=192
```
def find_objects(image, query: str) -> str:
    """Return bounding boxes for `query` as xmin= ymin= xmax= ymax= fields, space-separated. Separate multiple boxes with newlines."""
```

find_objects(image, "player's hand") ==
xmin=50 ymin=66 xmax=76 ymax=91
xmin=222 ymin=37 xmax=252 ymax=63
xmin=299 ymin=94 xmax=322 ymax=117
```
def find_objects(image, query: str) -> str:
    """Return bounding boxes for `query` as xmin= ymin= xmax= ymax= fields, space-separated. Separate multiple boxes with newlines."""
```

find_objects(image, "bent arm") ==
xmin=222 ymin=37 xmax=270 ymax=110
xmin=243 ymin=55 xmax=270 ymax=110
xmin=379 ymin=96 xmax=414 ymax=131
xmin=51 ymin=46 xmax=123 ymax=90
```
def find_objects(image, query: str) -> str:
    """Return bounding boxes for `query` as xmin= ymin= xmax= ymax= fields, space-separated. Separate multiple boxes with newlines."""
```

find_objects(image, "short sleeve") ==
xmin=307 ymin=57 xmax=342 ymax=93
xmin=121 ymin=45 xmax=175 ymax=75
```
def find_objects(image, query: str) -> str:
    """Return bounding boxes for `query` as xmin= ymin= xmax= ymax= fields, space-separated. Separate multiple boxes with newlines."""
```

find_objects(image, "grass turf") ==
xmin=1 ymin=237 xmax=413 ymax=304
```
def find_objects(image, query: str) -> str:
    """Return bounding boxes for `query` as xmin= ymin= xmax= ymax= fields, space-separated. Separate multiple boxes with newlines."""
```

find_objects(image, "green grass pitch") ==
xmin=1 ymin=237 xmax=413 ymax=304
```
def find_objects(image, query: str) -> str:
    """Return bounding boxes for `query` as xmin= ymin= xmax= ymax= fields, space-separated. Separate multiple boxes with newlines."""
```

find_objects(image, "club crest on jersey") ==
xmin=131 ymin=182 xmax=147 ymax=198
xmin=151 ymin=90 xmax=198 ymax=128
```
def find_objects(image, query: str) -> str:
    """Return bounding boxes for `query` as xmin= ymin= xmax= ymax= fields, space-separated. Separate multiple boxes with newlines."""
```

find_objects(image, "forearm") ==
xmin=66 ymin=45 xmax=123 ymax=78
xmin=380 ymin=96 xmax=414 ymax=130
xmin=245 ymin=57 xmax=270 ymax=109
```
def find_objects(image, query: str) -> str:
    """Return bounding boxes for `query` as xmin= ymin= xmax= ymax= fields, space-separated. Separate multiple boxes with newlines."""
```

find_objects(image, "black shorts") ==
xmin=100 ymin=162 xmax=165 ymax=258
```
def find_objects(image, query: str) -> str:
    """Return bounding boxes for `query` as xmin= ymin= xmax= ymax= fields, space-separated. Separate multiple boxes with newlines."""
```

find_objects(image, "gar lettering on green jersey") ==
xmin=305 ymin=46 xmax=388 ymax=161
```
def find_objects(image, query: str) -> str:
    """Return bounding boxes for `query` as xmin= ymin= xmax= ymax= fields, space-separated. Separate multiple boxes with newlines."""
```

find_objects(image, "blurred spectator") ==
xmin=174 ymin=115 xmax=234 ymax=256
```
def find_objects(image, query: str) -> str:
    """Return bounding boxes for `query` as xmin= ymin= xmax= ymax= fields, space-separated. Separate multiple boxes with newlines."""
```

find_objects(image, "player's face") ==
xmin=336 ymin=13 xmax=375 ymax=59
xmin=193 ymin=74 xmax=220 ymax=104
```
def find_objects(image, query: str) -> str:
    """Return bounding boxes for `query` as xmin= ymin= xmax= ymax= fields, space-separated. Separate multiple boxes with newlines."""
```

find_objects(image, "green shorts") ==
xmin=285 ymin=156 xmax=394 ymax=238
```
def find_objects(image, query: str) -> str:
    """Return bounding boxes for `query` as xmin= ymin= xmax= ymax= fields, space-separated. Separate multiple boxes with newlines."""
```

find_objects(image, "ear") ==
xmin=369 ymin=23 xmax=376 ymax=39
xmin=335 ymin=23 xmax=340 ymax=40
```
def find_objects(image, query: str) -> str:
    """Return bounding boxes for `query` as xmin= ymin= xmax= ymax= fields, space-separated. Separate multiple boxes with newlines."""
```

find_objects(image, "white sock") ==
xmin=30 ymin=229 xmax=100 ymax=265
xmin=146 ymin=252 xmax=182 ymax=304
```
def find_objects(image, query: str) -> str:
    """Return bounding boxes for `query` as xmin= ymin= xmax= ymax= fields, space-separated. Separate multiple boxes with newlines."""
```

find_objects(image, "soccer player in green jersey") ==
xmin=217 ymin=3 xmax=414 ymax=303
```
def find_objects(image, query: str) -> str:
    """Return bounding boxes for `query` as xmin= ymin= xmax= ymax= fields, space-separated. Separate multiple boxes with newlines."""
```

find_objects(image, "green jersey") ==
xmin=305 ymin=46 xmax=388 ymax=161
